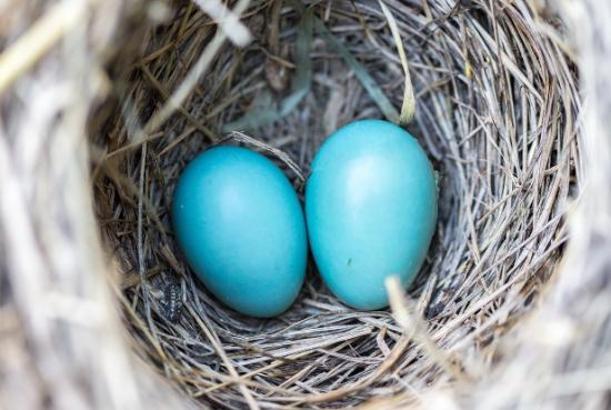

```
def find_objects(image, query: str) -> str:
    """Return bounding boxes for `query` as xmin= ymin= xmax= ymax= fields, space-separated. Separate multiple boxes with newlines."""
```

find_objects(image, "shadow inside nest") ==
xmin=91 ymin=0 xmax=580 ymax=408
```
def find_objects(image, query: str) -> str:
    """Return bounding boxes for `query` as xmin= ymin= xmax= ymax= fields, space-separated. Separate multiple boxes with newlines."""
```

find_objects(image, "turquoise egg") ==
xmin=306 ymin=120 xmax=438 ymax=310
xmin=172 ymin=146 xmax=307 ymax=318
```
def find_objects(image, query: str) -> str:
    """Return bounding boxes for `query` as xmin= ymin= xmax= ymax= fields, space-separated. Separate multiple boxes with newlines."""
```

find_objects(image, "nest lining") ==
xmin=92 ymin=0 xmax=580 ymax=408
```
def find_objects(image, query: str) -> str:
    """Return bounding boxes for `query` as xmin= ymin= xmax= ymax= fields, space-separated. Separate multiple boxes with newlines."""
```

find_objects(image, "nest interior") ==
xmin=91 ymin=0 xmax=580 ymax=408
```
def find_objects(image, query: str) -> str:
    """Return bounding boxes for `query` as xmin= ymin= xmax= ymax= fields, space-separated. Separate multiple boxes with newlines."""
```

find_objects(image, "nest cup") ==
xmin=90 ymin=0 xmax=579 ymax=408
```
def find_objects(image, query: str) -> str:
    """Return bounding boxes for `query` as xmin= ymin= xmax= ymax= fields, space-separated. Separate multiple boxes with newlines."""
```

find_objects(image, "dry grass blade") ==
xmin=315 ymin=17 xmax=400 ymax=123
xmin=185 ymin=304 xmax=260 ymax=410
xmin=385 ymin=277 xmax=467 ymax=381
xmin=378 ymin=0 xmax=415 ymax=125
xmin=192 ymin=0 xmax=252 ymax=46
xmin=0 ymin=0 xmax=86 ymax=95
xmin=226 ymin=131 xmax=305 ymax=182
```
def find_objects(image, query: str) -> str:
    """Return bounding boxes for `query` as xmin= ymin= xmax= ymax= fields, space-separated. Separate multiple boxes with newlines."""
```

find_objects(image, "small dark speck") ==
xmin=347 ymin=258 xmax=352 ymax=267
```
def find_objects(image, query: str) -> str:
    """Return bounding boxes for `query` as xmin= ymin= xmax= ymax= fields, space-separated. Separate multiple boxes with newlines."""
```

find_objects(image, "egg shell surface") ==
xmin=306 ymin=119 xmax=438 ymax=310
xmin=172 ymin=146 xmax=308 ymax=318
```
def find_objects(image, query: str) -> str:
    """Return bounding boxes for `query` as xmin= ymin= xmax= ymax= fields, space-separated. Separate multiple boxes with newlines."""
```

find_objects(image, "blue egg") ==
xmin=172 ymin=146 xmax=307 ymax=318
xmin=306 ymin=120 xmax=437 ymax=310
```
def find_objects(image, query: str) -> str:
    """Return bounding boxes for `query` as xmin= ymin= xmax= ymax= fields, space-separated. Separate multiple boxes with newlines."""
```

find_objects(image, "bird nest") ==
xmin=2 ymin=0 xmax=597 ymax=409
xmin=90 ymin=0 xmax=579 ymax=407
